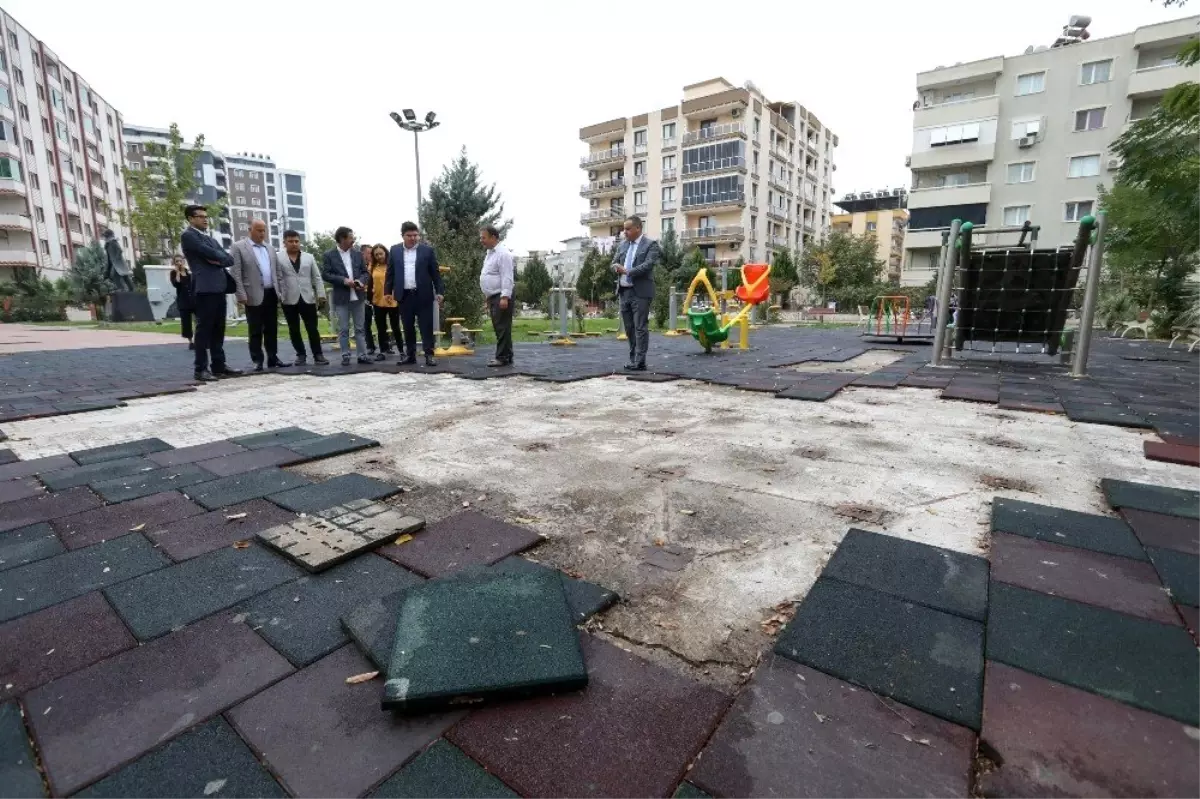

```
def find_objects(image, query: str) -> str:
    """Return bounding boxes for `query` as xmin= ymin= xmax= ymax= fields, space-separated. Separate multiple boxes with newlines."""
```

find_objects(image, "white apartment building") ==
xmin=579 ymin=77 xmax=837 ymax=266
xmin=902 ymin=15 xmax=1199 ymax=286
xmin=0 ymin=7 xmax=133 ymax=281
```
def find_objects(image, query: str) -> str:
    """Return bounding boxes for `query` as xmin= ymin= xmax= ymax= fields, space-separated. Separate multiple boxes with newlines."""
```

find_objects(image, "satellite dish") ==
xmin=1024 ymin=45 xmax=1035 ymax=54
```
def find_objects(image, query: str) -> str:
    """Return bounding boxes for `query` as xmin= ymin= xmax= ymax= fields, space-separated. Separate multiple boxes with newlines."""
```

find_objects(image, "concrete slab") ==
xmin=992 ymin=498 xmax=1146 ymax=560
xmin=1102 ymin=478 xmax=1200 ymax=520
xmin=0 ymin=478 xmax=42 ymax=505
xmin=267 ymin=473 xmax=402 ymax=514
xmin=1121 ymin=508 xmax=1200 ymax=555
xmin=38 ymin=456 xmax=156 ymax=492
xmin=145 ymin=499 xmax=296 ymax=561
xmin=0 ymin=323 xmax=183 ymax=353
xmin=1145 ymin=546 xmax=1199 ymax=607
xmin=51 ymin=491 xmax=206 ymax=550
xmin=229 ymin=426 xmax=322 ymax=450
xmin=70 ymin=438 xmax=172 ymax=466
xmin=185 ymin=468 xmax=312 ymax=510
xmin=368 ymin=739 xmax=517 ymax=799
xmin=145 ymin=439 xmax=246 ymax=468
xmin=0 ymin=700 xmax=45 ymax=798
xmin=194 ymin=446 xmax=305 ymax=478
xmin=90 ymin=463 xmax=217 ymax=503
xmin=258 ymin=510 xmax=423 ymax=572
xmin=0 ymin=523 xmax=63 ymax=572
xmin=379 ymin=511 xmax=543 ymax=578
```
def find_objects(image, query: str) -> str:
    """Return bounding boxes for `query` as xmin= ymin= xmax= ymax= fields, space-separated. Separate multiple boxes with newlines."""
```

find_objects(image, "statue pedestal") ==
xmin=107 ymin=291 xmax=155 ymax=323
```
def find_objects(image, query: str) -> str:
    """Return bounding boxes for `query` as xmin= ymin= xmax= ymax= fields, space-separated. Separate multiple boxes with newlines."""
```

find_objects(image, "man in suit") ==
xmin=103 ymin=230 xmax=133 ymax=292
xmin=276 ymin=229 xmax=328 ymax=365
xmin=321 ymin=226 xmax=372 ymax=366
xmin=231 ymin=218 xmax=288 ymax=370
xmin=611 ymin=215 xmax=660 ymax=371
xmin=180 ymin=205 xmax=243 ymax=381
xmin=385 ymin=221 xmax=444 ymax=367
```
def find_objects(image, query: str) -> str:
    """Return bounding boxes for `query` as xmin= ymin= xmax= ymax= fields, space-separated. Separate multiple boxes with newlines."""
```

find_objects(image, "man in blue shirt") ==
xmin=610 ymin=215 xmax=660 ymax=371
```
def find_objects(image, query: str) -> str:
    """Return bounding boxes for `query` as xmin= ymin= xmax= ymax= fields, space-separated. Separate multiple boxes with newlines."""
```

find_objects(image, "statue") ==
xmin=103 ymin=229 xmax=134 ymax=292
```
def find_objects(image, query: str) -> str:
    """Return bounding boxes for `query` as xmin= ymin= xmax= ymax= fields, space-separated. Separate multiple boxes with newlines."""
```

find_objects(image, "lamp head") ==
xmin=402 ymin=109 xmax=417 ymax=122
xmin=425 ymin=111 xmax=437 ymax=125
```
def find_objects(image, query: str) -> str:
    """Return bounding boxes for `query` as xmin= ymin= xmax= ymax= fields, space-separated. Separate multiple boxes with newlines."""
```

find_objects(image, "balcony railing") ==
xmin=634 ymin=203 xmax=648 ymax=216
xmin=581 ymin=207 xmax=625 ymax=225
xmin=631 ymin=173 xmax=648 ymax=187
xmin=661 ymin=137 xmax=677 ymax=150
xmin=681 ymin=122 xmax=746 ymax=146
xmin=0 ymin=212 xmax=32 ymax=231
xmin=580 ymin=178 xmax=626 ymax=196
xmin=0 ymin=250 xmax=37 ymax=266
xmin=580 ymin=147 xmax=626 ymax=168
xmin=661 ymin=169 xmax=677 ymax=182
xmin=633 ymin=143 xmax=648 ymax=156
xmin=681 ymin=225 xmax=745 ymax=243
xmin=766 ymin=207 xmax=790 ymax=223
xmin=769 ymin=235 xmax=787 ymax=248
xmin=681 ymin=191 xmax=745 ymax=210
xmin=681 ymin=156 xmax=746 ymax=177
xmin=662 ymin=199 xmax=678 ymax=212
xmin=768 ymin=173 xmax=790 ymax=193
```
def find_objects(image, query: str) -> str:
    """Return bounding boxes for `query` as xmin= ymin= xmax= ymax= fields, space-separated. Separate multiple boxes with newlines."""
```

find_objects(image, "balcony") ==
xmin=904 ymin=229 xmax=954 ymax=250
xmin=914 ymin=95 xmax=1000 ymax=128
xmin=681 ymin=192 xmax=746 ymax=213
xmin=768 ymin=173 xmax=790 ymax=194
xmin=0 ymin=178 xmax=27 ymax=197
xmin=661 ymin=137 xmax=677 ymax=151
xmin=633 ymin=142 xmax=649 ymax=156
xmin=0 ymin=104 xmax=13 ymax=123
xmin=581 ymin=207 xmax=625 ymax=225
xmin=917 ymin=56 xmax=1004 ymax=91
xmin=768 ymin=234 xmax=788 ymax=248
xmin=631 ymin=173 xmax=648 ymax=188
xmin=634 ymin=203 xmax=648 ymax=216
xmin=681 ymin=122 xmax=747 ymax=147
xmin=65 ymin=199 xmax=80 ymax=216
xmin=766 ymin=207 xmax=790 ymax=224
xmin=1134 ymin=17 xmax=1199 ymax=48
xmin=908 ymin=182 xmax=991 ymax=209
xmin=579 ymin=117 xmax=627 ymax=144
xmin=580 ymin=147 xmax=626 ymax=169
xmin=908 ymin=141 xmax=995 ymax=170
xmin=661 ymin=169 xmax=677 ymax=183
xmin=1128 ymin=63 xmax=1192 ymax=98
xmin=0 ymin=213 xmax=32 ymax=231
xmin=681 ymin=156 xmax=746 ymax=178
xmin=86 ymin=151 xmax=102 ymax=171
xmin=0 ymin=250 xmax=37 ymax=267
xmin=580 ymin=178 xmax=626 ymax=198
xmin=681 ymin=225 xmax=745 ymax=245
xmin=662 ymin=199 xmax=678 ymax=212
xmin=803 ymin=219 xmax=815 ymax=233
xmin=0 ymin=140 xmax=19 ymax=160
xmin=69 ymin=230 xmax=84 ymax=245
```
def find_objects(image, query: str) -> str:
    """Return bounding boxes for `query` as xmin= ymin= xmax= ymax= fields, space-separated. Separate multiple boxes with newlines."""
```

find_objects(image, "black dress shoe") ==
xmin=294 ymin=355 xmax=307 ymax=365
xmin=268 ymin=359 xmax=291 ymax=368
xmin=374 ymin=352 xmax=387 ymax=362
xmin=253 ymin=362 xmax=264 ymax=372
xmin=403 ymin=356 xmax=417 ymax=365
xmin=487 ymin=359 xmax=507 ymax=367
xmin=633 ymin=363 xmax=647 ymax=371
xmin=313 ymin=355 xmax=329 ymax=365
xmin=623 ymin=362 xmax=638 ymax=371
xmin=424 ymin=355 xmax=437 ymax=367
xmin=188 ymin=342 xmax=195 ymax=350
xmin=214 ymin=367 xmax=244 ymax=377
xmin=194 ymin=370 xmax=218 ymax=382
xmin=357 ymin=356 xmax=373 ymax=365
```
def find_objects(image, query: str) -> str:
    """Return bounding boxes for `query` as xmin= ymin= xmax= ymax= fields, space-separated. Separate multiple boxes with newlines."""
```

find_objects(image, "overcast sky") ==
xmin=11 ymin=0 xmax=1191 ymax=253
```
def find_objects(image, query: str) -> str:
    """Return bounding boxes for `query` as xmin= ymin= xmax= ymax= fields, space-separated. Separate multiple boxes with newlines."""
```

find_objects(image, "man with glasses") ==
xmin=181 ymin=204 xmax=242 ymax=381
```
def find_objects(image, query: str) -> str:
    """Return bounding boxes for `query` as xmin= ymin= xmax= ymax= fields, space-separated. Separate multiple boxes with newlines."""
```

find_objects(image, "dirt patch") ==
xmin=835 ymin=502 xmax=894 ymax=526
xmin=979 ymin=474 xmax=1036 ymax=493
xmin=790 ymin=350 xmax=908 ymax=374
xmin=979 ymin=435 xmax=1026 ymax=450
xmin=795 ymin=447 xmax=828 ymax=460
xmin=520 ymin=441 xmax=551 ymax=452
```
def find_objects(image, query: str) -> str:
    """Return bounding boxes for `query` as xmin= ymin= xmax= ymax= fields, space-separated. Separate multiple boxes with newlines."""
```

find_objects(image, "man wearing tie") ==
xmin=231 ymin=218 xmax=289 ymax=370
xmin=611 ymin=215 xmax=660 ymax=371
xmin=321 ymin=226 xmax=372 ymax=367
xmin=385 ymin=221 xmax=444 ymax=367
xmin=180 ymin=204 xmax=242 ymax=381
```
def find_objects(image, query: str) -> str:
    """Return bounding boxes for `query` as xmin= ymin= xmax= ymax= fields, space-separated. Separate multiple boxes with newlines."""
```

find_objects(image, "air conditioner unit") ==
xmin=1018 ymin=135 xmax=1036 ymax=148
xmin=905 ymin=155 xmax=912 ymax=167
xmin=1106 ymin=157 xmax=1121 ymax=171
xmin=589 ymin=199 xmax=599 ymax=208
xmin=587 ymin=170 xmax=598 ymax=180
xmin=731 ymin=108 xmax=742 ymax=118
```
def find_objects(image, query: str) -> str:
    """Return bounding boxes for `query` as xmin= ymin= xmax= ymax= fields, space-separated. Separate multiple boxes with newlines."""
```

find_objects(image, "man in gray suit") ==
xmin=276 ymin=229 xmax=328 ymax=365
xmin=231 ymin=218 xmax=289 ymax=370
xmin=611 ymin=215 xmax=660 ymax=371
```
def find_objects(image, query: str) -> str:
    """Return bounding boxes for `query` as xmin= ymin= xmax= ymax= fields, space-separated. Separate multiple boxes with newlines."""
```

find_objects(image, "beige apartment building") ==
xmin=578 ymin=78 xmax=837 ymax=266
xmin=831 ymin=190 xmax=909 ymax=281
xmin=902 ymin=15 xmax=1199 ymax=286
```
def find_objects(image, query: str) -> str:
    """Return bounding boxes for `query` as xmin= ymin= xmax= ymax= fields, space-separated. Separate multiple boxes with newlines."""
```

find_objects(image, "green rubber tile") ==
xmin=491 ymin=556 xmax=619 ymax=623
xmin=229 ymin=427 xmax=322 ymax=450
xmin=185 ymin=467 xmax=312 ymax=510
xmin=774 ymin=577 xmax=985 ymax=729
xmin=69 ymin=438 xmax=172 ymax=466
xmin=991 ymin=498 xmax=1146 ymax=560
xmin=383 ymin=571 xmax=587 ymax=713
xmin=267 ymin=473 xmax=402 ymax=514
xmin=0 ymin=523 xmax=64 ymax=572
xmin=673 ymin=782 xmax=712 ymax=799
xmin=284 ymin=433 xmax=379 ymax=461
xmin=987 ymin=582 xmax=1199 ymax=725
xmin=39 ymin=456 xmax=156 ymax=492
xmin=369 ymin=739 xmax=517 ymax=798
xmin=342 ymin=589 xmax=410 ymax=669
xmin=90 ymin=463 xmax=217 ymax=503
xmin=1102 ymin=478 xmax=1200 ymax=520
xmin=822 ymin=529 xmax=989 ymax=621
xmin=1146 ymin=546 xmax=1199 ymax=607
xmin=0 ymin=700 xmax=46 ymax=798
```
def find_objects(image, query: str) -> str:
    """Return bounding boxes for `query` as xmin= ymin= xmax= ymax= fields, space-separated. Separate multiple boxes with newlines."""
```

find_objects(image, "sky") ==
xmin=9 ymin=0 xmax=1193 ymax=254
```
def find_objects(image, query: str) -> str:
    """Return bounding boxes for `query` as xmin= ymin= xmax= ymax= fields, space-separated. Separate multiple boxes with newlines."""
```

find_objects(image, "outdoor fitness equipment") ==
xmin=683 ymin=262 xmax=772 ymax=353
xmin=861 ymin=295 xmax=935 ymax=343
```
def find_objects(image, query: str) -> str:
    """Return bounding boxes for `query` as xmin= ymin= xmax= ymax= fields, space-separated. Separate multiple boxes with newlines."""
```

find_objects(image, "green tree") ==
xmin=519 ymin=253 xmax=553 ymax=310
xmin=303 ymin=230 xmax=337 ymax=262
xmin=576 ymin=244 xmax=615 ymax=307
xmin=768 ymin=248 xmax=798 ymax=300
xmin=799 ymin=231 xmax=884 ymax=305
xmin=66 ymin=242 xmax=114 ymax=308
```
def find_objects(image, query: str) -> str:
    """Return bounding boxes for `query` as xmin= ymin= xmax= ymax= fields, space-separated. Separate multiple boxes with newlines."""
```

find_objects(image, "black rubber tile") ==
xmin=673 ymin=782 xmax=712 ymax=799
xmin=69 ymin=438 xmax=172 ymax=465
xmin=774 ymin=577 xmax=985 ymax=729
xmin=284 ymin=433 xmax=379 ymax=461
xmin=229 ymin=426 xmax=322 ymax=450
xmin=0 ymin=448 xmax=16 ymax=466
xmin=987 ymin=582 xmax=1199 ymax=725
xmin=369 ymin=739 xmax=517 ymax=799
xmin=0 ymin=453 xmax=74 ymax=481
xmin=378 ymin=512 xmax=543 ymax=578
xmin=1063 ymin=404 xmax=1151 ymax=428
xmin=104 ymin=544 xmax=303 ymax=640
xmin=240 ymin=555 xmax=423 ymax=667
xmin=1120 ymin=508 xmax=1199 ymax=555
xmin=0 ymin=477 xmax=42 ymax=505
xmin=992 ymin=498 xmax=1146 ymax=560
xmin=776 ymin=383 xmax=843 ymax=401
xmin=267 ymin=473 xmax=402 ymax=514
xmin=146 ymin=499 xmax=298 ymax=561
xmin=342 ymin=588 xmax=410 ymax=670
xmin=90 ymin=463 xmax=216 ymax=503
xmin=491 ymin=556 xmax=619 ymax=624
xmin=185 ymin=468 xmax=312 ymax=510
xmin=194 ymin=446 xmax=304 ymax=478
xmin=51 ymin=490 xmax=206 ymax=551
xmin=1102 ymin=478 xmax=1200 ymax=520
xmin=823 ymin=529 xmax=989 ymax=621
xmin=25 ymin=612 xmax=293 ymax=797
xmin=0 ymin=523 xmax=63 ymax=573
xmin=38 ymin=456 xmax=156 ymax=492
xmin=0 ymin=700 xmax=45 ymax=798
xmin=0 ymin=534 xmax=169 ymax=623
xmin=1146 ymin=546 xmax=1199 ymax=607
xmin=383 ymin=571 xmax=586 ymax=713
xmin=53 ymin=400 xmax=122 ymax=414
xmin=75 ymin=716 xmax=286 ymax=799
xmin=145 ymin=439 xmax=246 ymax=468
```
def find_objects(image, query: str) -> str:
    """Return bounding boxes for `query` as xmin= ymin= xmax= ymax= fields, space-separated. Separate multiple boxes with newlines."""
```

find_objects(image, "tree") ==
xmin=799 ymin=231 xmax=885 ymax=306
xmin=576 ymin=244 xmax=615 ymax=308
xmin=768 ymin=248 xmax=798 ymax=300
xmin=303 ymin=230 xmax=337 ymax=262
xmin=519 ymin=253 xmax=553 ymax=310
xmin=66 ymin=242 xmax=114 ymax=308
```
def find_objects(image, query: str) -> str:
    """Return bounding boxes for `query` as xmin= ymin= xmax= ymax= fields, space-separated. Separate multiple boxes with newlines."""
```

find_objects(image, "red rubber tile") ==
xmin=51 ymin=491 xmax=206 ymax=550
xmin=448 ymin=635 xmax=730 ymax=798
xmin=978 ymin=661 xmax=1200 ymax=798
xmin=0 ymin=487 xmax=103 ymax=534
xmin=1121 ymin=508 xmax=1200 ymax=555
xmin=1144 ymin=440 xmax=1200 ymax=468
xmin=0 ymin=478 xmax=43 ymax=505
xmin=1178 ymin=604 xmax=1199 ymax=643
xmin=145 ymin=499 xmax=297 ymax=561
xmin=377 ymin=511 xmax=542 ymax=578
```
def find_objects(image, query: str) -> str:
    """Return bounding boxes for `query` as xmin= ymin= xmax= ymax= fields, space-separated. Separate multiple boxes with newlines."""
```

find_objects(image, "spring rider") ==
xmin=683 ymin=262 xmax=772 ymax=353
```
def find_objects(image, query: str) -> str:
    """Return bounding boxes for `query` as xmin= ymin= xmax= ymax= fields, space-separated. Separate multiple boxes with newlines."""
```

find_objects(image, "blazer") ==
xmin=181 ymin=226 xmax=235 ymax=295
xmin=230 ymin=237 xmax=282 ymax=307
xmin=610 ymin=236 xmax=660 ymax=300
xmin=384 ymin=242 xmax=444 ymax=304
xmin=321 ymin=247 xmax=370 ymax=305
xmin=275 ymin=251 xmax=325 ymax=305
xmin=170 ymin=269 xmax=195 ymax=312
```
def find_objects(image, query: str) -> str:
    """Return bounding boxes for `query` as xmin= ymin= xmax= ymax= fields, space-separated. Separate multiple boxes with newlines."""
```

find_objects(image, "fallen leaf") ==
xmin=762 ymin=467 xmax=778 ymax=473
xmin=894 ymin=733 xmax=932 ymax=747
xmin=233 ymin=540 xmax=251 ymax=549
xmin=679 ymin=509 xmax=696 ymax=516
xmin=653 ymin=538 xmax=666 ymax=547
xmin=563 ymin=569 xmax=585 ymax=580
xmin=813 ymin=712 xmax=827 ymax=723
xmin=129 ymin=523 xmax=146 ymax=532
xmin=345 ymin=671 xmax=379 ymax=685
xmin=393 ymin=533 xmax=414 ymax=546
xmin=226 ymin=513 xmax=248 ymax=521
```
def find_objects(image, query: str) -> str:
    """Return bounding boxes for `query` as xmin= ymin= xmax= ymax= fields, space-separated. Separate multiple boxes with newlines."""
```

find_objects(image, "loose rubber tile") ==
xmin=991 ymin=497 xmax=1146 ymax=560
xmin=267 ymin=473 xmax=402 ymax=514
xmin=342 ymin=588 xmax=410 ymax=669
xmin=75 ymin=716 xmax=286 ymax=799
xmin=491 ymin=556 xmax=619 ymax=624
xmin=0 ymin=478 xmax=42 ymax=506
xmin=378 ymin=511 xmax=543 ymax=578
xmin=0 ymin=700 xmax=45 ymax=798
xmin=0 ymin=454 xmax=74 ymax=482
xmin=998 ymin=398 xmax=1064 ymax=414
xmin=986 ymin=582 xmax=1199 ymax=725
xmin=1145 ymin=546 xmax=1199 ymax=607
xmin=0 ymin=486 xmax=104 ymax=535
xmin=368 ymin=739 xmax=517 ymax=799
xmin=449 ymin=635 xmax=731 ymax=799
xmin=90 ymin=463 xmax=216 ymax=503
xmin=145 ymin=499 xmax=297 ymax=561
xmin=228 ymin=645 xmax=461 ymax=799
xmin=1121 ymin=508 xmax=1200 ymax=555
xmin=0 ymin=523 xmax=63 ymax=572
xmin=688 ymin=659 xmax=975 ymax=799
xmin=990 ymin=532 xmax=1180 ymax=626
xmin=25 ymin=612 xmax=293 ymax=797
xmin=0 ymin=449 xmax=16 ymax=466
xmin=1144 ymin=440 xmax=1200 ymax=467
xmin=978 ymin=661 xmax=1200 ymax=799
xmin=672 ymin=782 xmax=712 ymax=799
xmin=38 ymin=456 xmax=156 ymax=492
xmin=145 ymin=439 xmax=246 ymax=468
xmin=1102 ymin=478 xmax=1200 ymax=520
xmin=240 ymin=555 xmax=423 ymax=667
xmin=68 ymin=438 xmax=172 ymax=466
xmin=229 ymin=426 xmax=322 ymax=450
xmin=185 ymin=467 xmax=312 ymax=511
xmin=284 ymin=432 xmax=379 ymax=461
xmin=0 ymin=535 xmax=168 ymax=623
xmin=194 ymin=446 xmax=305 ymax=478
xmin=0 ymin=592 xmax=136 ymax=701
xmin=104 ymin=544 xmax=303 ymax=640
xmin=51 ymin=491 xmax=206 ymax=550
xmin=774 ymin=577 xmax=985 ymax=729
xmin=822 ymin=528 xmax=989 ymax=621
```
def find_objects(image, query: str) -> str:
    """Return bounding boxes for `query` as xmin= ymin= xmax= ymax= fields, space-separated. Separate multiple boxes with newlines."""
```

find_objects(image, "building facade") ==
xmin=578 ymin=78 xmax=837 ymax=267
xmin=832 ymin=190 xmax=909 ymax=281
xmin=902 ymin=15 xmax=1199 ymax=286
xmin=0 ymin=7 xmax=133 ymax=280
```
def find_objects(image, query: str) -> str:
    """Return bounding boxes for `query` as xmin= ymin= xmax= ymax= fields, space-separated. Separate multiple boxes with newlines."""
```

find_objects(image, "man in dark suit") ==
xmin=385 ymin=221 xmax=444 ymax=367
xmin=611 ymin=215 xmax=660 ymax=371
xmin=320 ymin=226 xmax=372 ymax=366
xmin=180 ymin=204 xmax=242 ymax=381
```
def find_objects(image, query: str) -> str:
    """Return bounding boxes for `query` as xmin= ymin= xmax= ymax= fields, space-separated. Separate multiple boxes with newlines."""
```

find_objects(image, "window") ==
xmin=633 ymin=129 xmax=647 ymax=147
xmin=866 ymin=221 xmax=877 ymax=232
xmin=1003 ymin=205 xmax=1031 ymax=226
xmin=285 ymin=193 xmax=303 ymax=206
xmin=935 ymin=172 xmax=971 ymax=187
xmin=633 ymin=190 xmax=646 ymax=205
xmin=128 ymin=161 xmax=142 ymax=170
xmin=55 ymin=212 xmax=63 ymax=228
xmin=0 ymin=86 xmax=9 ymax=110
xmin=72 ymin=137 xmax=79 ymax=152
xmin=1011 ymin=118 xmax=1041 ymax=139
xmin=285 ymin=175 xmax=302 ymax=192
xmin=1080 ymin=59 xmax=1112 ymax=85
xmin=23 ymin=139 xmax=33 ymax=155
xmin=661 ymin=217 xmax=674 ymax=233
xmin=662 ymin=122 xmax=675 ymax=140
xmin=55 ymin=120 xmax=68 ymax=142
xmin=268 ymin=199 xmax=277 ymax=209
xmin=1068 ymin=154 xmax=1101 ymax=178
xmin=662 ymin=154 xmax=675 ymax=170
xmin=928 ymin=122 xmax=981 ymax=147
xmin=1016 ymin=71 xmax=1045 ymax=95
xmin=61 ymin=244 xmax=68 ymax=259
xmin=29 ymin=173 xmax=38 ymax=189
xmin=1007 ymin=162 xmax=1036 ymax=183
xmin=64 ymin=185 xmax=77 ymax=203
xmin=35 ymin=207 xmax=44 ymax=223
xmin=7 ymin=32 xmax=17 ymax=49
xmin=662 ymin=186 xmax=676 ymax=202
xmin=18 ymin=103 xmax=28 ymax=121
xmin=1064 ymin=200 xmax=1093 ymax=222
xmin=633 ymin=161 xmax=646 ymax=177
xmin=251 ymin=197 xmax=261 ymax=206
xmin=265 ymin=173 xmax=274 ymax=183
xmin=234 ymin=182 xmax=245 ymax=190
xmin=250 ymin=184 xmax=260 ymax=193
xmin=0 ymin=157 xmax=19 ymax=180
xmin=12 ymin=67 xmax=22 ymax=85
xmin=1074 ymin=107 xmax=1105 ymax=131
xmin=234 ymin=169 xmax=244 ymax=177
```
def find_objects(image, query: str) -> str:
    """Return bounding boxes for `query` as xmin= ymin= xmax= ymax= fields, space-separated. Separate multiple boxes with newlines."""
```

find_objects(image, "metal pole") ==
xmin=1071 ymin=212 xmax=1106 ymax=377
xmin=930 ymin=219 xmax=962 ymax=367
xmin=413 ymin=131 xmax=422 ymax=213
xmin=559 ymin=290 xmax=569 ymax=338
xmin=668 ymin=290 xmax=677 ymax=331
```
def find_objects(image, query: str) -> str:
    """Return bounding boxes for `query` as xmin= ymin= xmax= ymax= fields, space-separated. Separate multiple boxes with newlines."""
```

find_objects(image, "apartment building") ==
xmin=832 ymin=189 xmax=909 ymax=281
xmin=0 ymin=7 xmax=133 ymax=281
xmin=902 ymin=15 xmax=1199 ymax=286
xmin=578 ymin=77 xmax=837 ymax=266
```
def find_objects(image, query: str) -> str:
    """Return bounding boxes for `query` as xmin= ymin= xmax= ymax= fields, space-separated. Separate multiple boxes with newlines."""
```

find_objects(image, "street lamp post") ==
xmin=389 ymin=109 xmax=440 ymax=215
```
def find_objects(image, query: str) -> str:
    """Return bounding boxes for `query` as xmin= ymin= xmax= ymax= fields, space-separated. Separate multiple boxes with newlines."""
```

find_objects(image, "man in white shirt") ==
xmin=320 ymin=226 xmax=372 ymax=366
xmin=385 ymin=221 xmax=445 ymax=367
xmin=478 ymin=224 xmax=516 ymax=366
xmin=610 ymin=215 xmax=660 ymax=370
xmin=230 ymin=218 xmax=288 ymax=370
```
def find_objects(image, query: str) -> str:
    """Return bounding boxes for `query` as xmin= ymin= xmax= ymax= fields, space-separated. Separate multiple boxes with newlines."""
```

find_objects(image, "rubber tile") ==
xmin=185 ymin=468 xmax=312 ymax=511
xmin=228 ymin=427 xmax=323 ymax=450
xmin=1145 ymin=546 xmax=1199 ymax=607
xmin=822 ymin=529 xmax=989 ymax=621
xmin=978 ymin=661 xmax=1199 ymax=798
xmin=104 ymin=544 xmax=303 ymax=640
xmin=1120 ymin=508 xmax=1199 ymax=555
xmin=1063 ymin=404 xmax=1151 ymax=428
xmin=378 ymin=511 xmax=543 ymax=578
xmin=991 ymin=498 xmax=1146 ymax=560
xmin=1144 ymin=440 xmax=1200 ymax=467
xmin=0 ymin=453 xmax=74 ymax=482
xmin=24 ymin=612 xmax=293 ymax=797
xmin=490 ymin=557 xmax=619 ymax=624
xmin=257 ymin=505 xmax=423 ymax=572
xmin=90 ymin=463 xmax=217 ymax=504
xmin=342 ymin=587 xmax=411 ymax=669
xmin=38 ymin=456 xmax=157 ymax=492
xmin=368 ymin=739 xmax=517 ymax=799
xmin=145 ymin=499 xmax=297 ymax=561
xmin=986 ymin=582 xmax=1199 ymax=726
xmin=688 ymin=659 xmax=975 ymax=798
xmin=228 ymin=645 xmax=461 ymax=799
xmin=990 ymin=532 xmax=1180 ymax=626
xmin=0 ymin=534 xmax=169 ymax=623
xmin=774 ymin=577 xmax=985 ymax=729
xmin=267 ymin=474 xmax=402 ymax=514
xmin=284 ymin=433 xmax=379 ymax=461
xmin=75 ymin=715 xmax=286 ymax=798
xmin=672 ymin=782 xmax=712 ymax=799
xmin=0 ymin=478 xmax=42 ymax=505
xmin=193 ymin=446 xmax=305 ymax=478
xmin=0 ymin=448 xmax=16 ymax=466
xmin=1101 ymin=478 xmax=1200 ymax=520
xmin=942 ymin=385 xmax=1000 ymax=403
xmin=69 ymin=438 xmax=172 ymax=466
xmin=145 ymin=440 xmax=246 ymax=468
xmin=51 ymin=491 xmax=206 ymax=550
xmin=0 ymin=700 xmax=45 ymax=798
xmin=0 ymin=592 xmax=136 ymax=701
xmin=0 ymin=523 xmax=63 ymax=573
xmin=448 ymin=635 xmax=730 ymax=799
xmin=1178 ymin=605 xmax=1199 ymax=642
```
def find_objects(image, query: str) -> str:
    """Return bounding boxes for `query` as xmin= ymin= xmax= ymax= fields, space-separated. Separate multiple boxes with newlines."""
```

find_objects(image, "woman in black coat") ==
xmin=169 ymin=255 xmax=196 ymax=349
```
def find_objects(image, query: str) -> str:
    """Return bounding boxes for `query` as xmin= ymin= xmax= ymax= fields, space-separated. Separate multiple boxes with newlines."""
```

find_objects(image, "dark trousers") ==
xmin=179 ymin=309 xmax=194 ymax=341
xmin=487 ymin=294 xmax=513 ymax=363
xmin=619 ymin=287 xmax=652 ymax=366
xmin=245 ymin=288 xmax=280 ymax=365
xmin=373 ymin=305 xmax=403 ymax=353
xmin=282 ymin=299 xmax=323 ymax=358
xmin=363 ymin=303 xmax=377 ymax=352
xmin=193 ymin=292 xmax=227 ymax=372
xmin=398 ymin=290 xmax=435 ymax=357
